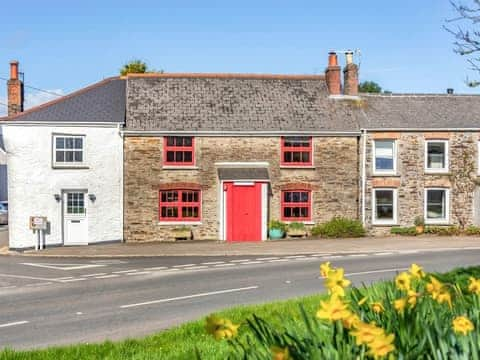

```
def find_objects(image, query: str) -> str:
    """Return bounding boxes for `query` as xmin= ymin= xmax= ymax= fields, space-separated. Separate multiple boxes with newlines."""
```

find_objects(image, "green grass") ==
xmin=2 ymin=266 xmax=480 ymax=360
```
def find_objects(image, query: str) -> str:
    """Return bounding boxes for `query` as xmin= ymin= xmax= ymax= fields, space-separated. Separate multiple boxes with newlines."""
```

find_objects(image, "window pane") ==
xmin=56 ymin=151 xmax=65 ymax=162
xmin=427 ymin=142 xmax=445 ymax=169
xmin=74 ymin=151 xmax=83 ymax=162
xmin=375 ymin=141 xmax=394 ymax=170
xmin=56 ymin=137 xmax=65 ymax=149
xmin=183 ymin=137 xmax=193 ymax=147
xmin=65 ymin=138 xmax=74 ymax=149
xmin=301 ymin=152 xmax=310 ymax=163
xmin=74 ymin=138 xmax=83 ymax=149
xmin=427 ymin=190 xmax=446 ymax=219
xmin=166 ymin=137 xmax=175 ymax=146
xmin=175 ymin=151 xmax=183 ymax=162
xmin=161 ymin=207 xmax=178 ymax=218
xmin=183 ymin=151 xmax=192 ymax=163
xmin=166 ymin=151 xmax=175 ymax=162
xmin=65 ymin=151 xmax=74 ymax=162
xmin=292 ymin=152 xmax=301 ymax=162
xmin=283 ymin=152 xmax=292 ymax=163
xmin=284 ymin=137 xmax=310 ymax=147
xmin=375 ymin=190 xmax=394 ymax=220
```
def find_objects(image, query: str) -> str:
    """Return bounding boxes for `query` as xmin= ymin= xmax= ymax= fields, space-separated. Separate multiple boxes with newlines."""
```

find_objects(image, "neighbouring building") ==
xmin=1 ymin=62 xmax=124 ymax=249
xmin=2 ymin=52 xmax=480 ymax=248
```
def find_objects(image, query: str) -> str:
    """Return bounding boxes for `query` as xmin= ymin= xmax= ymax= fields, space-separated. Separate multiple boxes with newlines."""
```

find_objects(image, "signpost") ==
xmin=29 ymin=216 xmax=47 ymax=250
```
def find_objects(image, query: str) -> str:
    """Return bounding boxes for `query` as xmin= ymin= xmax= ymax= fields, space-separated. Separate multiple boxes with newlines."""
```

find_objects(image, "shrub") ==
xmin=414 ymin=216 xmax=425 ymax=227
xmin=390 ymin=226 xmax=417 ymax=236
xmin=287 ymin=222 xmax=305 ymax=230
xmin=424 ymin=226 xmax=461 ymax=236
xmin=268 ymin=220 xmax=286 ymax=232
xmin=465 ymin=225 xmax=480 ymax=235
xmin=311 ymin=217 xmax=365 ymax=238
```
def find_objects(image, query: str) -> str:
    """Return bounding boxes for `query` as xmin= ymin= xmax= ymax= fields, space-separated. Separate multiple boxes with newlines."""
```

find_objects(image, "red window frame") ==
xmin=159 ymin=189 xmax=201 ymax=222
xmin=163 ymin=136 xmax=195 ymax=166
xmin=281 ymin=190 xmax=311 ymax=221
xmin=281 ymin=136 xmax=312 ymax=166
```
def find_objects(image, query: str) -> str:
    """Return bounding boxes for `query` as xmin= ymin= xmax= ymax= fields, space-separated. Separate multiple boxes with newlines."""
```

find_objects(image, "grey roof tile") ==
xmin=0 ymin=78 xmax=125 ymax=123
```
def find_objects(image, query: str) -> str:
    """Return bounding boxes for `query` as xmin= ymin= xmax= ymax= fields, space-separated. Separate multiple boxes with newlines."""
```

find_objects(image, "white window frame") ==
xmin=53 ymin=134 xmax=86 ymax=168
xmin=373 ymin=140 xmax=397 ymax=175
xmin=424 ymin=140 xmax=449 ymax=173
xmin=372 ymin=188 xmax=398 ymax=225
xmin=424 ymin=188 xmax=450 ymax=225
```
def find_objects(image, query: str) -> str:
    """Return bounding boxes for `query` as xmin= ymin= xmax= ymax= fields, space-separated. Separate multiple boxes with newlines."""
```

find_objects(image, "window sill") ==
xmin=280 ymin=166 xmax=315 ymax=169
xmin=425 ymin=221 xmax=450 ymax=226
xmin=158 ymin=221 xmax=202 ymax=225
xmin=372 ymin=223 xmax=399 ymax=227
xmin=424 ymin=170 xmax=450 ymax=175
xmin=372 ymin=173 xmax=399 ymax=177
xmin=52 ymin=165 xmax=89 ymax=170
xmin=162 ymin=166 xmax=199 ymax=170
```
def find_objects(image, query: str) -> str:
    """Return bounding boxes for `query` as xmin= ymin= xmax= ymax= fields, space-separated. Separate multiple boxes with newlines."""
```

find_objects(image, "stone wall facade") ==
xmin=364 ymin=131 xmax=480 ymax=235
xmin=124 ymin=136 xmax=359 ymax=242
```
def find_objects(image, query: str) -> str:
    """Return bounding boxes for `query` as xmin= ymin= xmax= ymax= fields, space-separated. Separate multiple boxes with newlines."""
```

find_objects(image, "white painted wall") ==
xmin=2 ymin=124 xmax=123 ymax=249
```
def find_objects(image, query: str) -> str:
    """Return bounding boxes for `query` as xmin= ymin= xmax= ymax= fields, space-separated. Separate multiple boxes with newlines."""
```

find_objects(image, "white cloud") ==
xmin=0 ymin=89 xmax=64 ymax=117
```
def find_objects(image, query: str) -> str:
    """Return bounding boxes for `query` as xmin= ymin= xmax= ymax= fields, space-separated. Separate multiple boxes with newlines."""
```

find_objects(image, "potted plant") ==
xmin=268 ymin=220 xmax=286 ymax=240
xmin=172 ymin=226 xmax=192 ymax=240
xmin=287 ymin=222 xmax=307 ymax=237
xmin=414 ymin=216 xmax=425 ymax=235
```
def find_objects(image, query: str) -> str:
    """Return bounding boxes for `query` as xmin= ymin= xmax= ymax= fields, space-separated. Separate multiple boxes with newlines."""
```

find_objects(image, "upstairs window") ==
xmin=425 ymin=140 xmax=448 ymax=172
xmin=159 ymin=189 xmax=201 ymax=222
xmin=281 ymin=137 xmax=313 ymax=166
xmin=281 ymin=190 xmax=311 ymax=221
xmin=373 ymin=140 xmax=396 ymax=175
xmin=164 ymin=136 xmax=194 ymax=166
xmin=53 ymin=135 xmax=85 ymax=167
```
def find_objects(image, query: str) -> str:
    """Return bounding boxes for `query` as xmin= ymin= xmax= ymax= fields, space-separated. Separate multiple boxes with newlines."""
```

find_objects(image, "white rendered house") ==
xmin=1 ymin=66 xmax=125 ymax=249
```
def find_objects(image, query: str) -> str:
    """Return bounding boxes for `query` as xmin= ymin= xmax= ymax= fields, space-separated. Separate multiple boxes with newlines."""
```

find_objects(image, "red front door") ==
xmin=225 ymin=182 xmax=262 ymax=242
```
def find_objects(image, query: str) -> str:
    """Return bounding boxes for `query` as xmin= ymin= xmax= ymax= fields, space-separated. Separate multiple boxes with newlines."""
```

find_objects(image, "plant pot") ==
xmin=269 ymin=228 xmax=284 ymax=239
xmin=173 ymin=230 xmax=192 ymax=240
xmin=287 ymin=228 xmax=308 ymax=238
xmin=415 ymin=225 xmax=424 ymax=235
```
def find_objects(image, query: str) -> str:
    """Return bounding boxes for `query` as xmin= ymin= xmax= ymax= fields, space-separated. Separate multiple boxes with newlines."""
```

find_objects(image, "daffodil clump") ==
xmin=205 ymin=263 xmax=480 ymax=359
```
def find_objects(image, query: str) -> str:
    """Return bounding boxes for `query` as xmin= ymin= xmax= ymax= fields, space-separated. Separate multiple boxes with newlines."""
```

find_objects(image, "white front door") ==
xmin=63 ymin=191 xmax=88 ymax=245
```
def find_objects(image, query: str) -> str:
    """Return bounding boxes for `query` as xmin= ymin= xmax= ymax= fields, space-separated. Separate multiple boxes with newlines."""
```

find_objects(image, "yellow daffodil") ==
xmin=468 ymin=277 xmax=480 ymax=295
xmin=409 ymin=263 xmax=426 ymax=279
xmin=316 ymin=295 xmax=352 ymax=322
xmin=358 ymin=296 xmax=368 ymax=306
xmin=436 ymin=290 xmax=452 ymax=308
xmin=320 ymin=262 xmax=332 ymax=278
xmin=394 ymin=298 xmax=407 ymax=314
xmin=367 ymin=332 xmax=396 ymax=359
xmin=371 ymin=302 xmax=385 ymax=314
xmin=350 ymin=322 xmax=385 ymax=346
xmin=205 ymin=315 xmax=240 ymax=340
xmin=271 ymin=346 xmax=291 ymax=360
xmin=325 ymin=268 xmax=351 ymax=297
xmin=426 ymin=276 xmax=443 ymax=298
xmin=342 ymin=312 xmax=361 ymax=329
xmin=407 ymin=290 xmax=419 ymax=307
xmin=452 ymin=316 xmax=474 ymax=335
xmin=395 ymin=272 xmax=411 ymax=291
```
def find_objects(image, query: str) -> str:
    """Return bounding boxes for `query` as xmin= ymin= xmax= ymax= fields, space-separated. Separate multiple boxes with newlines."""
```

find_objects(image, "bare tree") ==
xmin=446 ymin=0 xmax=480 ymax=86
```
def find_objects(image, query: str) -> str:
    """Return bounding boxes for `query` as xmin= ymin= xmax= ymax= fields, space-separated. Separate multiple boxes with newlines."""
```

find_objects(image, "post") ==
xmin=36 ymin=230 xmax=40 ymax=251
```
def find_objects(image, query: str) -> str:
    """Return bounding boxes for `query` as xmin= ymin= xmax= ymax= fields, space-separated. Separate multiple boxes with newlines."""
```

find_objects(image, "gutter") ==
xmin=363 ymin=128 xmax=480 ymax=132
xmin=121 ymin=130 xmax=361 ymax=137
xmin=0 ymin=121 xmax=123 ymax=127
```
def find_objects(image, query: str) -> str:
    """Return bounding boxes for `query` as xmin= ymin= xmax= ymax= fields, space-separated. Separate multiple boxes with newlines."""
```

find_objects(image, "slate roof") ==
xmin=360 ymin=93 xmax=480 ymax=129
xmin=218 ymin=167 xmax=270 ymax=181
xmin=125 ymin=74 xmax=362 ymax=132
xmin=0 ymin=77 xmax=125 ymax=123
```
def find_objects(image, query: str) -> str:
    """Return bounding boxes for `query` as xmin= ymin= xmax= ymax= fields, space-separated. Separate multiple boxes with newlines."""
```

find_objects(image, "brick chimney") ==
xmin=7 ymin=60 xmax=24 ymax=116
xmin=343 ymin=51 xmax=359 ymax=96
xmin=325 ymin=52 xmax=341 ymax=95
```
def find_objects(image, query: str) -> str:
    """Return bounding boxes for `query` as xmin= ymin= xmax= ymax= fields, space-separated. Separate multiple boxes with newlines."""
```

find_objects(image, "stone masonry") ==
xmin=124 ymin=136 xmax=359 ymax=242
xmin=365 ymin=132 xmax=480 ymax=235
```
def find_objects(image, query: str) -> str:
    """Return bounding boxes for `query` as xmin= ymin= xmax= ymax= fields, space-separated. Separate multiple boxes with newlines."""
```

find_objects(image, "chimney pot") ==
xmin=10 ymin=60 xmax=19 ymax=80
xmin=447 ymin=88 xmax=454 ymax=94
xmin=345 ymin=50 xmax=354 ymax=65
xmin=325 ymin=52 xmax=341 ymax=96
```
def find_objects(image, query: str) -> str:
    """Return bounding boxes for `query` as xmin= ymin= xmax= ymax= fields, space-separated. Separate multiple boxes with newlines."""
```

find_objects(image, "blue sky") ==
xmin=0 ymin=0 xmax=477 ymax=114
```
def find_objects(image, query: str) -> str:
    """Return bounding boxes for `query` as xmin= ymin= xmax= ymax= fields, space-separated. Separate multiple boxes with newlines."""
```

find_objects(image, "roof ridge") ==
xmin=360 ymin=92 xmax=480 ymax=98
xmin=0 ymin=76 xmax=122 ymax=121
xmin=126 ymin=72 xmax=325 ymax=80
